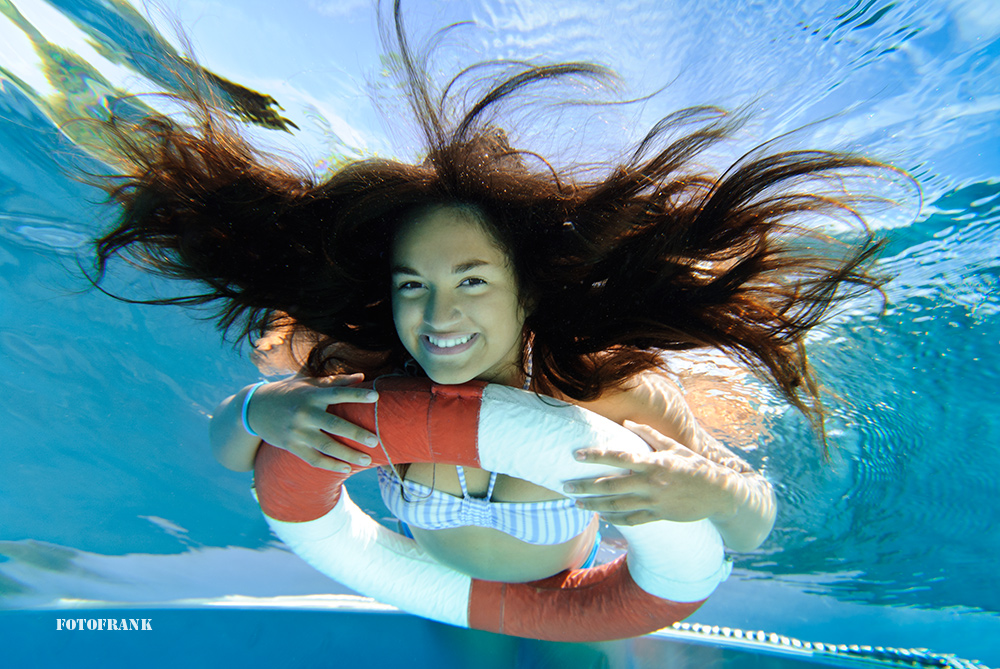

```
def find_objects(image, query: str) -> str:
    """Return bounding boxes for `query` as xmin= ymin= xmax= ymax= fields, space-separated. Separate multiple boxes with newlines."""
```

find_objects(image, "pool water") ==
xmin=1 ymin=0 xmax=997 ymax=666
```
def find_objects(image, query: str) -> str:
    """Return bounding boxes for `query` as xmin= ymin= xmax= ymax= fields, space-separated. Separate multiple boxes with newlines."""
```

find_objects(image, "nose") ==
xmin=423 ymin=289 xmax=461 ymax=328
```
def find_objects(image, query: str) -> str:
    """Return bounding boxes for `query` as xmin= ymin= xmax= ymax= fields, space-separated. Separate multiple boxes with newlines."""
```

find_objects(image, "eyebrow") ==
xmin=391 ymin=259 xmax=492 ymax=275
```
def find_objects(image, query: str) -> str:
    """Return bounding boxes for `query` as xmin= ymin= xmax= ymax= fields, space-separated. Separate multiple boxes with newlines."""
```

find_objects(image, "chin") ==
xmin=422 ymin=367 xmax=477 ymax=386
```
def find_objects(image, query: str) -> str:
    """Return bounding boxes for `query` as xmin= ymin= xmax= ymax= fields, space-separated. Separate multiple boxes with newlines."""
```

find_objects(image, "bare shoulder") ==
xmin=558 ymin=371 xmax=759 ymax=471
xmin=251 ymin=319 xmax=316 ymax=375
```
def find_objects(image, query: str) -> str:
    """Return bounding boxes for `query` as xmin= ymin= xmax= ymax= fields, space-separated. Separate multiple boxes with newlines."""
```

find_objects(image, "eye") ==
xmin=395 ymin=280 xmax=425 ymax=292
xmin=459 ymin=277 xmax=487 ymax=288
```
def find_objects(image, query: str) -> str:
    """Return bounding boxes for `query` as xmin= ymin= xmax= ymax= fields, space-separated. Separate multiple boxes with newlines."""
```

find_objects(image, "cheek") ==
xmin=496 ymin=297 xmax=527 ymax=345
xmin=391 ymin=300 xmax=414 ymax=342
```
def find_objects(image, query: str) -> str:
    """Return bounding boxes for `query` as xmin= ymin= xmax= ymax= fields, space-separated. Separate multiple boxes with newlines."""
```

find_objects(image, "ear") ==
xmin=520 ymin=290 xmax=539 ymax=318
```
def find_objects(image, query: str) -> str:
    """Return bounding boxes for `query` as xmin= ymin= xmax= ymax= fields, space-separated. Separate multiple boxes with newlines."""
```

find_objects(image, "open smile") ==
xmin=421 ymin=332 xmax=479 ymax=355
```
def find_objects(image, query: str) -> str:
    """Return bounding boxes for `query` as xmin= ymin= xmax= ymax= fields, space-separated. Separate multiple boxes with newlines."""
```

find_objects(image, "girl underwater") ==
xmin=91 ymin=3 xmax=886 ymax=585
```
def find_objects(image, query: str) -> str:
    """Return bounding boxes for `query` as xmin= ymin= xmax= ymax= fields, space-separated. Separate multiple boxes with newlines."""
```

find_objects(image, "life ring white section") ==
xmin=264 ymin=488 xmax=472 ymax=626
xmin=265 ymin=382 xmax=730 ymax=624
xmin=477 ymin=384 xmax=731 ymax=602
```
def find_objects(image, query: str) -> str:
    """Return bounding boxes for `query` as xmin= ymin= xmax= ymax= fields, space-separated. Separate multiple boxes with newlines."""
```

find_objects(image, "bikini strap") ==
xmin=485 ymin=470 xmax=498 ymax=502
xmin=456 ymin=466 xmax=498 ymax=501
xmin=456 ymin=466 xmax=470 ymax=498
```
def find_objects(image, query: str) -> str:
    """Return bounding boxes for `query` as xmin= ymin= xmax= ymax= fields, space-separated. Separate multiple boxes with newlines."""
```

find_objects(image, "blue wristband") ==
xmin=241 ymin=381 xmax=267 ymax=438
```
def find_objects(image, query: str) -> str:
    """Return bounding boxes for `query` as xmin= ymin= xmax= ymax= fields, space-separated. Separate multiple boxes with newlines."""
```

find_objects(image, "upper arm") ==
xmin=577 ymin=372 xmax=755 ymax=473
xmin=209 ymin=386 xmax=264 ymax=472
xmin=573 ymin=372 xmax=697 ymax=444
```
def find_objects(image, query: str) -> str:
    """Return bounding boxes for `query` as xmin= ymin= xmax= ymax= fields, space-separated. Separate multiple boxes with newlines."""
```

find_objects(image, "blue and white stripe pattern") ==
xmin=378 ymin=466 xmax=594 ymax=546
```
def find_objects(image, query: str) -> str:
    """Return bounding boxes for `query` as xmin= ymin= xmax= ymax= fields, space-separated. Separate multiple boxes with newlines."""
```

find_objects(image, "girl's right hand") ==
xmin=245 ymin=373 xmax=380 ymax=472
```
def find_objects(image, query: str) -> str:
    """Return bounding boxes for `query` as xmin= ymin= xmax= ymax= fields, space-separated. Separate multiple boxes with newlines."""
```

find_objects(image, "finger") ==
xmin=321 ymin=386 xmax=379 ymax=404
xmin=286 ymin=444 xmax=355 ymax=473
xmin=323 ymin=373 xmax=366 ymax=386
xmin=622 ymin=420 xmax=683 ymax=451
xmin=571 ymin=493 xmax=645 ymax=514
xmin=573 ymin=448 xmax=645 ymax=470
xmin=310 ymin=437 xmax=374 ymax=468
xmin=319 ymin=415 xmax=380 ymax=448
xmin=562 ymin=474 xmax=640 ymax=496
xmin=307 ymin=374 xmax=376 ymax=397
xmin=595 ymin=509 xmax=658 ymax=527
xmin=291 ymin=404 xmax=379 ymax=448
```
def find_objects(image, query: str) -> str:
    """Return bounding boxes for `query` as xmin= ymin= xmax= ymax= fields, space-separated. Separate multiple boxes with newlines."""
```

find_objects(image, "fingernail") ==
xmin=365 ymin=436 xmax=380 ymax=448
xmin=339 ymin=465 xmax=351 ymax=474
xmin=358 ymin=455 xmax=371 ymax=466
xmin=563 ymin=483 xmax=577 ymax=493
xmin=367 ymin=391 xmax=378 ymax=401
xmin=573 ymin=451 xmax=586 ymax=461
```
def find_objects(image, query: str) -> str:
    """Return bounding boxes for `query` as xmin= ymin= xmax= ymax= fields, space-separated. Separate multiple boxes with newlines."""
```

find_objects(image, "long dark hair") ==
xmin=91 ymin=1 xmax=891 ymax=439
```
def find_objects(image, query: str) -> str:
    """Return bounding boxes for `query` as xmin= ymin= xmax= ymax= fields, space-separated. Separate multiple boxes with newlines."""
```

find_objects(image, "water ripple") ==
xmin=755 ymin=303 xmax=1000 ymax=613
xmin=881 ymin=181 xmax=1000 ymax=316
xmin=0 ymin=213 xmax=90 ymax=252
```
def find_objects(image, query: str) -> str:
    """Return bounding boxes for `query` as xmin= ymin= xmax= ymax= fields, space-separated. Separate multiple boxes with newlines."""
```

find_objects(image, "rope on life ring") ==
xmin=253 ymin=376 xmax=731 ymax=642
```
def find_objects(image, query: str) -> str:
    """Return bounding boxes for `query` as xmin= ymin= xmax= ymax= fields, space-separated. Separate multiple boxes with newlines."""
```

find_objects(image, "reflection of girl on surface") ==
xmin=92 ymin=7 xmax=884 ymax=584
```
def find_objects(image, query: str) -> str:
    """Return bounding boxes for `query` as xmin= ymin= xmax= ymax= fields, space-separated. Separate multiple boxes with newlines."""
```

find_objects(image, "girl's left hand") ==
xmin=562 ymin=421 xmax=739 ymax=526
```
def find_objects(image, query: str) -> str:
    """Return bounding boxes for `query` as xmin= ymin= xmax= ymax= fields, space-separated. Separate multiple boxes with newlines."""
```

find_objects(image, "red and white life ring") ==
xmin=254 ymin=377 xmax=731 ymax=642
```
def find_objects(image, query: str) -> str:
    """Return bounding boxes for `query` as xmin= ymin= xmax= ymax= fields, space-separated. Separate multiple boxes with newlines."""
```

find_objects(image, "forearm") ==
xmin=569 ymin=373 xmax=778 ymax=549
xmin=696 ymin=430 xmax=776 ymax=552
xmin=709 ymin=468 xmax=776 ymax=552
xmin=209 ymin=384 xmax=264 ymax=472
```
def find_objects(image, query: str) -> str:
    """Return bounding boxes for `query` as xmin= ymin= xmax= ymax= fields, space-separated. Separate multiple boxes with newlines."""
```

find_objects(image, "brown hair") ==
xmin=91 ymin=3 xmax=891 ymax=439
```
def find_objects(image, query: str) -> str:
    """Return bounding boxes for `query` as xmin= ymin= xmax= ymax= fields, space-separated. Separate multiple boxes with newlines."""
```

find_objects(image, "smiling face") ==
xmin=391 ymin=205 xmax=527 ymax=386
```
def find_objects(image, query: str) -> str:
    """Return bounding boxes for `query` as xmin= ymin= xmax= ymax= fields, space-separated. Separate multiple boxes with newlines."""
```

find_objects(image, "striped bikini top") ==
xmin=377 ymin=466 xmax=594 ymax=546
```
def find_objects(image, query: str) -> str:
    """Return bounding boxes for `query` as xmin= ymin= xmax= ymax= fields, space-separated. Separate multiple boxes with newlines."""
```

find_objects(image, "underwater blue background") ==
xmin=1 ymin=0 xmax=998 ymax=665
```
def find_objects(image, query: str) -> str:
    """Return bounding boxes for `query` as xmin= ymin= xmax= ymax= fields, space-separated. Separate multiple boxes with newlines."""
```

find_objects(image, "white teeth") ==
xmin=427 ymin=334 xmax=474 ymax=348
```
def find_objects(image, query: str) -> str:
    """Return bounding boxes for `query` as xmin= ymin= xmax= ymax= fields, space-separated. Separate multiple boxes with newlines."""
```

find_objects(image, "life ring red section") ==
xmin=470 ymin=560 xmax=703 ymax=641
xmin=254 ymin=378 xmax=485 ymax=522
xmin=252 ymin=376 xmax=706 ymax=641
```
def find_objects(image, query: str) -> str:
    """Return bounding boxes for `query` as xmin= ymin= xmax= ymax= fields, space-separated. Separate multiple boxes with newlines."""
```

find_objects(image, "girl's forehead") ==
xmin=393 ymin=205 xmax=506 ymax=263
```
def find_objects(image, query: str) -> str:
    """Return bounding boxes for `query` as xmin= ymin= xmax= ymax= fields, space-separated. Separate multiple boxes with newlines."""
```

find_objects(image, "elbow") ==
xmin=719 ymin=520 xmax=773 ymax=553
xmin=729 ymin=508 xmax=776 ymax=552
xmin=716 ymin=483 xmax=777 ymax=552
xmin=216 ymin=450 xmax=257 ymax=473
xmin=209 ymin=408 xmax=259 ymax=472
xmin=741 ymin=485 xmax=778 ymax=551
xmin=211 ymin=432 xmax=259 ymax=472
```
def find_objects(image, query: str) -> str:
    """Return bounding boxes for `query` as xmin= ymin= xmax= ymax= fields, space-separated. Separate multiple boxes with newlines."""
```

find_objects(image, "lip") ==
xmin=420 ymin=332 xmax=479 ymax=356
